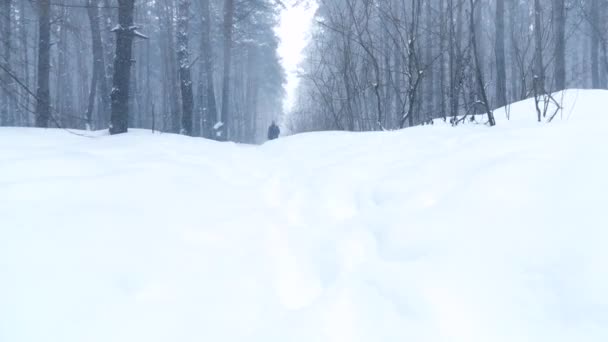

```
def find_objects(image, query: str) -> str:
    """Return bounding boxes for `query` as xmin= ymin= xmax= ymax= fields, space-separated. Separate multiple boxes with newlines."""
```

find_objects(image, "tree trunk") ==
xmin=177 ymin=0 xmax=194 ymax=135
xmin=102 ymin=0 xmax=114 ymax=117
xmin=533 ymin=0 xmax=545 ymax=91
xmin=87 ymin=0 xmax=109 ymax=130
xmin=19 ymin=0 xmax=29 ymax=126
xmin=220 ymin=0 xmax=235 ymax=141
xmin=425 ymin=0 xmax=434 ymax=118
xmin=553 ymin=0 xmax=566 ymax=91
xmin=470 ymin=0 xmax=496 ymax=126
xmin=439 ymin=0 xmax=446 ymax=118
xmin=590 ymin=0 xmax=601 ymax=88
xmin=200 ymin=0 xmax=218 ymax=138
xmin=0 ymin=0 xmax=11 ymax=126
xmin=495 ymin=0 xmax=507 ymax=108
xmin=110 ymin=0 xmax=136 ymax=135
xmin=163 ymin=0 xmax=181 ymax=133
xmin=35 ymin=0 xmax=51 ymax=128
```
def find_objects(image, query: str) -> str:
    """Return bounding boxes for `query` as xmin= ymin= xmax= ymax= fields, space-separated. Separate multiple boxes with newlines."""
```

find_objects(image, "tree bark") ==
xmin=220 ymin=0 xmax=235 ymax=141
xmin=87 ymin=0 xmax=110 ymax=130
xmin=495 ymin=0 xmax=507 ymax=108
xmin=470 ymin=0 xmax=496 ymax=126
xmin=177 ymin=0 xmax=194 ymax=135
xmin=200 ymin=0 xmax=218 ymax=138
xmin=590 ymin=0 xmax=601 ymax=88
xmin=35 ymin=0 xmax=51 ymax=128
xmin=110 ymin=0 xmax=136 ymax=135
xmin=533 ymin=0 xmax=545 ymax=92
xmin=553 ymin=0 xmax=566 ymax=91
xmin=0 ymin=0 xmax=11 ymax=126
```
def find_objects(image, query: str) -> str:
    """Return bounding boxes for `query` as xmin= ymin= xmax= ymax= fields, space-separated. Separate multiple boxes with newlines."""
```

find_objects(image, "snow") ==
xmin=1 ymin=89 xmax=608 ymax=342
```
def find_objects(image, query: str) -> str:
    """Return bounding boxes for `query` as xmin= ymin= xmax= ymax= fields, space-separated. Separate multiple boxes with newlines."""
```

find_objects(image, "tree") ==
xmin=110 ymin=0 xmax=137 ymax=135
xmin=533 ymin=0 xmax=546 ymax=96
xmin=470 ymin=0 xmax=495 ymax=126
xmin=177 ymin=0 xmax=194 ymax=135
xmin=86 ymin=0 xmax=110 ymax=130
xmin=0 ymin=0 xmax=10 ymax=126
xmin=553 ymin=0 xmax=566 ymax=91
xmin=590 ymin=0 xmax=601 ymax=88
xmin=495 ymin=0 xmax=507 ymax=108
xmin=200 ymin=0 xmax=218 ymax=138
xmin=35 ymin=0 xmax=51 ymax=128
xmin=220 ymin=0 xmax=235 ymax=140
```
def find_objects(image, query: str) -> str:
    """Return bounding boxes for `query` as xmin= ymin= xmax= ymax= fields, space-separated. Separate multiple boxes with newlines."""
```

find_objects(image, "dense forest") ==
xmin=288 ymin=0 xmax=608 ymax=133
xmin=0 ymin=0 xmax=285 ymax=143
xmin=0 ymin=0 xmax=607 ymax=141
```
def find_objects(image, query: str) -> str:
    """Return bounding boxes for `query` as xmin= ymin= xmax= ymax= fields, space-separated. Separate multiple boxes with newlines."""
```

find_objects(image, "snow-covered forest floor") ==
xmin=1 ymin=89 xmax=607 ymax=342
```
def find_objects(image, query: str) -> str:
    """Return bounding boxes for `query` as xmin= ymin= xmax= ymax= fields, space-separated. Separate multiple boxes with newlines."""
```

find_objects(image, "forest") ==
xmin=0 ymin=0 xmax=285 ymax=143
xmin=0 ymin=0 xmax=607 ymax=141
xmin=288 ymin=0 xmax=608 ymax=132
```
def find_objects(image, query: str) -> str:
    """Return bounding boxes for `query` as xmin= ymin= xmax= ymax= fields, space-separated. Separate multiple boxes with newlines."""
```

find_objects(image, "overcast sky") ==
xmin=276 ymin=1 xmax=318 ymax=114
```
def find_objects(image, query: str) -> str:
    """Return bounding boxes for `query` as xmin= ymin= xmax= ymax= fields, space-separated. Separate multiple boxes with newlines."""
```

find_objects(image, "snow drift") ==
xmin=1 ymin=89 xmax=607 ymax=342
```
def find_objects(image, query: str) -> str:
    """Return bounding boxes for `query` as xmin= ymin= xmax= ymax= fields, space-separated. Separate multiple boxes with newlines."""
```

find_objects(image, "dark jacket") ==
xmin=268 ymin=124 xmax=280 ymax=140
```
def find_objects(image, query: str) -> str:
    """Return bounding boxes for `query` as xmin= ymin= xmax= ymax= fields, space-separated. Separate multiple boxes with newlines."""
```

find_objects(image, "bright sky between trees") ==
xmin=276 ymin=0 xmax=318 ymax=114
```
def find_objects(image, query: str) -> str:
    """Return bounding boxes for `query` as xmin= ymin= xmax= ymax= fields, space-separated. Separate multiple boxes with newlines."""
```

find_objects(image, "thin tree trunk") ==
xmin=590 ymin=0 xmax=601 ymax=88
xmin=553 ymin=0 xmax=566 ymax=91
xmin=87 ymin=0 xmax=109 ymax=130
xmin=177 ymin=0 xmax=194 ymax=135
xmin=495 ymin=0 xmax=507 ymax=108
xmin=534 ymin=0 xmax=545 ymax=91
xmin=0 ymin=0 xmax=11 ymax=126
xmin=470 ymin=0 xmax=496 ymax=126
xmin=201 ymin=0 xmax=218 ymax=139
xmin=35 ymin=0 xmax=51 ymax=128
xmin=425 ymin=0 xmax=434 ymax=118
xmin=220 ymin=0 xmax=235 ymax=141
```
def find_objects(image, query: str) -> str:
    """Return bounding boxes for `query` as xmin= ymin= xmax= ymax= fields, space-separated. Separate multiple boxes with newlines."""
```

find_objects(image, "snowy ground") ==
xmin=1 ymin=89 xmax=607 ymax=342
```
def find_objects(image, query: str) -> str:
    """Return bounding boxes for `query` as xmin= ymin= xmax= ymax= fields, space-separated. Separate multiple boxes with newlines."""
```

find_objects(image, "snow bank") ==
xmin=1 ymin=89 xmax=607 ymax=342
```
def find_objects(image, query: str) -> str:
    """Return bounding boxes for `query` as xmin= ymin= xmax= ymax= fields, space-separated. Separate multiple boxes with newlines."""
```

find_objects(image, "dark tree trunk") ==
xmin=110 ymin=0 xmax=136 ymax=135
xmin=495 ymin=0 xmax=507 ymax=108
xmin=35 ymin=0 xmax=51 ymax=128
xmin=177 ymin=0 xmax=194 ymax=135
xmin=553 ymin=0 xmax=566 ymax=91
xmin=220 ymin=0 xmax=235 ymax=141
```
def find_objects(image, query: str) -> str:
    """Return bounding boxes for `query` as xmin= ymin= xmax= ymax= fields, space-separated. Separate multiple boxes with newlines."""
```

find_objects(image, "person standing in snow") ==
xmin=267 ymin=121 xmax=280 ymax=141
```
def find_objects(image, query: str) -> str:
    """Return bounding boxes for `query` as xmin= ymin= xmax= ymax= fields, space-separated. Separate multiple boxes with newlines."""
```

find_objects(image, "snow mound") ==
xmin=1 ymin=89 xmax=607 ymax=342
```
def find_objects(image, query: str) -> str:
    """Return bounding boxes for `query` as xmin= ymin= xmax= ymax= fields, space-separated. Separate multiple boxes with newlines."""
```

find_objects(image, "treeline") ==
xmin=288 ymin=0 xmax=608 ymax=133
xmin=0 ymin=0 xmax=285 ymax=143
